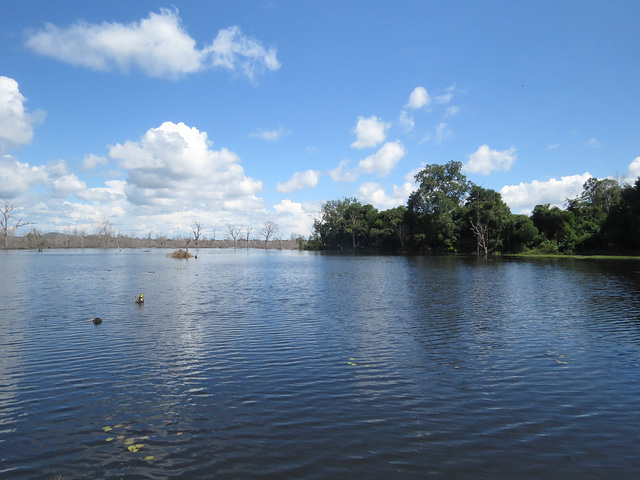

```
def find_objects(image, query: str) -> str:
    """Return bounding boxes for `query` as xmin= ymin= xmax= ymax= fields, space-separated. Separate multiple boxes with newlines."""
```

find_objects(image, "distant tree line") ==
xmin=2 ymin=214 xmax=299 ymax=251
xmin=301 ymin=161 xmax=640 ymax=256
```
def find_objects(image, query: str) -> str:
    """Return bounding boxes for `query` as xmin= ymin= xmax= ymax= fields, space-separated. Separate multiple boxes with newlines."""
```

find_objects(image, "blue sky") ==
xmin=1 ymin=1 xmax=639 ymax=239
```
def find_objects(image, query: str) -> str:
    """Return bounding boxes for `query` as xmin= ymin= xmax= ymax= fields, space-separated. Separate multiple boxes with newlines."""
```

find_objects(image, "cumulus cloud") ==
xmin=276 ymin=170 xmax=321 ymax=193
xmin=500 ymin=172 xmax=592 ymax=211
xmin=0 ymin=76 xmax=45 ymax=152
xmin=464 ymin=145 xmax=516 ymax=175
xmin=249 ymin=126 xmax=290 ymax=141
xmin=624 ymin=156 xmax=640 ymax=184
xmin=329 ymin=160 xmax=359 ymax=182
xmin=358 ymin=141 xmax=406 ymax=177
xmin=82 ymin=153 xmax=109 ymax=170
xmin=25 ymin=9 xmax=280 ymax=80
xmin=357 ymin=181 xmax=415 ymax=211
xmin=108 ymin=121 xmax=263 ymax=209
xmin=273 ymin=199 xmax=317 ymax=235
xmin=351 ymin=116 xmax=390 ymax=149
xmin=77 ymin=180 xmax=127 ymax=202
xmin=0 ymin=156 xmax=48 ymax=198
xmin=0 ymin=156 xmax=85 ymax=199
xmin=405 ymin=87 xmax=430 ymax=109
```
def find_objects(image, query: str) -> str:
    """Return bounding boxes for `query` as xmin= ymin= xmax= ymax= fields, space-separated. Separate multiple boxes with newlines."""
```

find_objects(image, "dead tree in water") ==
xmin=1 ymin=201 xmax=33 ymax=249
xmin=260 ymin=221 xmax=279 ymax=249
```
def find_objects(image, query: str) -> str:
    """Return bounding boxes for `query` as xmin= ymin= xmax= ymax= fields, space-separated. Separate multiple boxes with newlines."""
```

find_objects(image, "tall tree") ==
xmin=463 ymin=185 xmax=511 ymax=256
xmin=407 ymin=161 xmax=470 ymax=252
xmin=531 ymin=204 xmax=576 ymax=253
xmin=603 ymin=177 xmax=640 ymax=251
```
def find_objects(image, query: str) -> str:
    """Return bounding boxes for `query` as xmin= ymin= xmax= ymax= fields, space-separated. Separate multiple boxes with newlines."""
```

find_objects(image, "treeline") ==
xmin=301 ymin=161 xmax=640 ymax=255
xmin=12 ymin=232 xmax=299 ymax=251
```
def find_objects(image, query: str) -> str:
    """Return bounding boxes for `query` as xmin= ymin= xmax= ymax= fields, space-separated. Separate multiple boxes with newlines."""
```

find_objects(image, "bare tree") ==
xmin=470 ymin=219 xmax=490 ymax=257
xmin=260 ymin=221 xmax=279 ymax=249
xmin=95 ymin=219 xmax=116 ymax=248
xmin=191 ymin=219 xmax=202 ymax=247
xmin=244 ymin=225 xmax=253 ymax=249
xmin=226 ymin=224 xmax=242 ymax=250
xmin=1 ymin=201 xmax=33 ymax=249
xmin=72 ymin=227 xmax=86 ymax=248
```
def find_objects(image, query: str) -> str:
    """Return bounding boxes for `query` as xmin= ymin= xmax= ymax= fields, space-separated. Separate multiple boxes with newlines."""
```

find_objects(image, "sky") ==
xmin=1 ymin=1 xmax=639 ymax=239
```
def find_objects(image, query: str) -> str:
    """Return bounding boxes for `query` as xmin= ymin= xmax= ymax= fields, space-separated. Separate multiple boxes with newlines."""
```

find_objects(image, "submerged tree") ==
xmin=1 ymin=201 xmax=33 ymax=249
xmin=226 ymin=224 xmax=242 ymax=250
xmin=260 ymin=221 xmax=279 ymax=249
xmin=191 ymin=219 xmax=202 ymax=247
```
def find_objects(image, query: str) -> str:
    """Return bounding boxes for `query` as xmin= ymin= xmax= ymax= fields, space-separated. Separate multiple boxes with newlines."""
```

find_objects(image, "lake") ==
xmin=1 ymin=249 xmax=640 ymax=479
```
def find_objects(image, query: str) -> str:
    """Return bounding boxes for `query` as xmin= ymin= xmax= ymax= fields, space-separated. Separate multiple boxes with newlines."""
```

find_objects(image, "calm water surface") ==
xmin=1 ymin=249 xmax=640 ymax=479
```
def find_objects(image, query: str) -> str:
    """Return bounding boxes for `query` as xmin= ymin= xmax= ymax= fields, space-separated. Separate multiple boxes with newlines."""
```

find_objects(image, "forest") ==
xmin=301 ymin=161 xmax=640 ymax=256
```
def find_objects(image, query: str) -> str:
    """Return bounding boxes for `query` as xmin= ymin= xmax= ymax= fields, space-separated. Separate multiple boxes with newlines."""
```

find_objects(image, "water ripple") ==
xmin=2 ymin=251 xmax=640 ymax=478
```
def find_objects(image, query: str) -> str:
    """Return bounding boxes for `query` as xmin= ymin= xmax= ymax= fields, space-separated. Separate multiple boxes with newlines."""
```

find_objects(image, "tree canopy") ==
xmin=302 ymin=164 xmax=640 ymax=256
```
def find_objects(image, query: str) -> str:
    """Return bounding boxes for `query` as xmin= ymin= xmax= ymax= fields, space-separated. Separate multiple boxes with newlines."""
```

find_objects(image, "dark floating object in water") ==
xmin=93 ymin=317 xmax=102 ymax=325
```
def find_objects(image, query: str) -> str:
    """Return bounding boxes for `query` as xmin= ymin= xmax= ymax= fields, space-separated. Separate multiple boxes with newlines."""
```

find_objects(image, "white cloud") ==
xmin=276 ymin=170 xmax=321 ymax=193
xmin=586 ymin=138 xmax=601 ymax=148
xmin=273 ymin=199 xmax=317 ymax=235
xmin=435 ymin=93 xmax=452 ymax=104
xmin=25 ymin=9 xmax=279 ymax=80
xmin=0 ymin=156 xmax=84 ymax=199
xmin=249 ymin=126 xmax=290 ymax=141
xmin=0 ymin=156 xmax=48 ymax=198
xmin=82 ymin=153 xmax=109 ymax=169
xmin=405 ymin=87 xmax=430 ymax=109
xmin=77 ymin=180 xmax=127 ymax=202
xmin=399 ymin=111 xmax=415 ymax=132
xmin=329 ymin=160 xmax=359 ymax=182
xmin=357 ymin=181 xmax=415 ymax=211
xmin=351 ymin=116 xmax=390 ymax=149
xmin=547 ymin=143 xmax=559 ymax=150
xmin=51 ymin=172 xmax=86 ymax=197
xmin=207 ymin=25 xmax=280 ymax=80
xmin=445 ymin=105 xmax=460 ymax=117
xmin=0 ymin=76 xmax=45 ymax=152
xmin=500 ymin=172 xmax=592 ymax=211
xmin=108 ymin=121 xmax=263 ymax=208
xmin=358 ymin=141 xmax=406 ymax=177
xmin=464 ymin=144 xmax=516 ymax=175
xmin=624 ymin=156 xmax=640 ymax=184
xmin=435 ymin=122 xmax=452 ymax=143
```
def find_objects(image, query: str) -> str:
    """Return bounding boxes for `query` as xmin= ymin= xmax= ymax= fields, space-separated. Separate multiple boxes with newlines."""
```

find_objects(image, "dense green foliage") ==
xmin=302 ymin=161 xmax=640 ymax=256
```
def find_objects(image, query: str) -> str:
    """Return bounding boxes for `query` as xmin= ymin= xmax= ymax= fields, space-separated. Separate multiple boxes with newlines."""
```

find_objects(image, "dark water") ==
xmin=2 ymin=249 xmax=640 ymax=479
